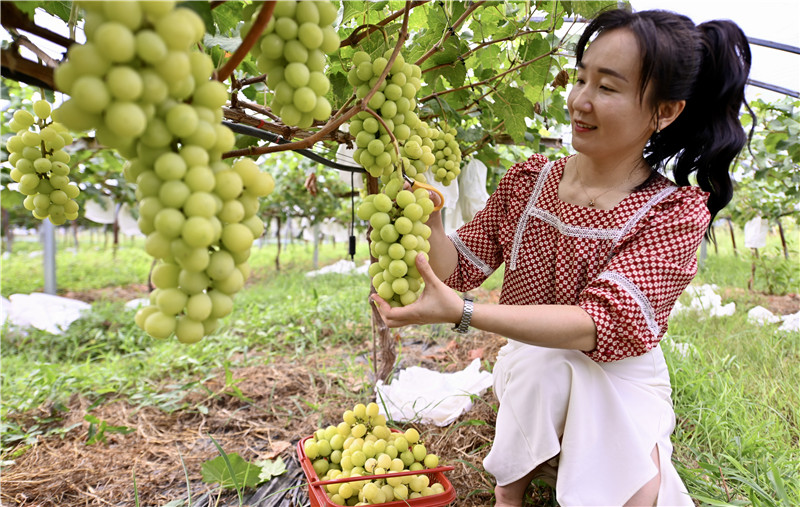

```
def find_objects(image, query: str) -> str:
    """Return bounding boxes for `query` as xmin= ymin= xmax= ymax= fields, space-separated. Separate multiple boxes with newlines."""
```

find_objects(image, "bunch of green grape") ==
xmin=429 ymin=122 xmax=462 ymax=186
xmin=51 ymin=1 xmax=277 ymax=344
xmin=131 ymin=157 xmax=275 ymax=343
xmin=357 ymin=185 xmax=435 ymax=307
xmin=303 ymin=402 xmax=445 ymax=505
xmin=243 ymin=0 xmax=340 ymax=128
xmin=5 ymin=101 xmax=80 ymax=225
xmin=347 ymin=49 xmax=425 ymax=179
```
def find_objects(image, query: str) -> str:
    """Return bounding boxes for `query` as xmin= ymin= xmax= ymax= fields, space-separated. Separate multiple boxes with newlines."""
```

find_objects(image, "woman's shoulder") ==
xmin=499 ymin=153 xmax=560 ymax=190
xmin=652 ymin=178 xmax=710 ymax=215
xmin=635 ymin=178 xmax=711 ymax=231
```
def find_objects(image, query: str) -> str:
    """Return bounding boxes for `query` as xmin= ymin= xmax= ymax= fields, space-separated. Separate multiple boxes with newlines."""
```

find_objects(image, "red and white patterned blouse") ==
xmin=444 ymin=154 xmax=710 ymax=362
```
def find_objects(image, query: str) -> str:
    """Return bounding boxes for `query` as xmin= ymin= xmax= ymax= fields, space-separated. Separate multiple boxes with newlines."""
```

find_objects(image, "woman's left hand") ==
xmin=370 ymin=253 xmax=464 ymax=328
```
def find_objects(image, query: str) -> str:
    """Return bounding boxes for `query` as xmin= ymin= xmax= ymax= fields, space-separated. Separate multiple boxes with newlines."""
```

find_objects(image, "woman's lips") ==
xmin=573 ymin=120 xmax=597 ymax=132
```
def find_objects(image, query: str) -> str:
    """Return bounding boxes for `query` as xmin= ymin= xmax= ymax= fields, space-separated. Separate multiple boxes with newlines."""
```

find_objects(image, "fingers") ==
xmin=428 ymin=189 xmax=443 ymax=209
xmin=370 ymin=294 xmax=412 ymax=328
xmin=414 ymin=252 xmax=436 ymax=283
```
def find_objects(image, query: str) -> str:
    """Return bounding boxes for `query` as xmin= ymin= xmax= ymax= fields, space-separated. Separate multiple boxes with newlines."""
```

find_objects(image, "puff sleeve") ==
xmin=443 ymin=154 xmax=549 ymax=292
xmin=578 ymin=187 xmax=710 ymax=362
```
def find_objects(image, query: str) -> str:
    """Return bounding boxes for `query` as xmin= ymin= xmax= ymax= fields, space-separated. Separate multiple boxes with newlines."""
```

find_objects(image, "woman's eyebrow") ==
xmin=576 ymin=61 xmax=629 ymax=82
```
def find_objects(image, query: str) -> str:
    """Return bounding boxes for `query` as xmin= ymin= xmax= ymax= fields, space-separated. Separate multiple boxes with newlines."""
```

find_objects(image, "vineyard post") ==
xmin=41 ymin=218 xmax=56 ymax=294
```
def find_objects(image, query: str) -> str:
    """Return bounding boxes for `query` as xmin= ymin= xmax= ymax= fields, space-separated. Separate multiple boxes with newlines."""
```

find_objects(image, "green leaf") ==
xmin=11 ymin=1 xmax=37 ymax=19
xmin=425 ymin=38 xmax=467 ymax=90
xmin=201 ymin=453 xmax=261 ymax=489
xmin=1 ymin=189 xmax=24 ymax=209
xmin=342 ymin=1 xmax=368 ymax=25
xmin=255 ymin=456 xmax=287 ymax=483
xmin=210 ymin=1 xmax=246 ymax=36
xmin=495 ymin=86 xmax=534 ymax=144
xmin=328 ymin=70 xmax=351 ymax=108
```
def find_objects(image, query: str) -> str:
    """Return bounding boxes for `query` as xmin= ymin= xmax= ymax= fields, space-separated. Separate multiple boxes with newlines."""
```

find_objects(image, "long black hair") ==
xmin=575 ymin=9 xmax=754 ymax=223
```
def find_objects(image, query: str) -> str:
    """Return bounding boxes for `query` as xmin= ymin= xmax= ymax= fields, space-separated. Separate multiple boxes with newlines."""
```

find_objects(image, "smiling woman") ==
xmin=370 ymin=7 xmax=754 ymax=507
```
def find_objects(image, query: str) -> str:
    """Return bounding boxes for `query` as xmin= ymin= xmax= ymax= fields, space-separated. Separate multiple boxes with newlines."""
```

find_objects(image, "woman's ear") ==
xmin=655 ymin=100 xmax=686 ymax=131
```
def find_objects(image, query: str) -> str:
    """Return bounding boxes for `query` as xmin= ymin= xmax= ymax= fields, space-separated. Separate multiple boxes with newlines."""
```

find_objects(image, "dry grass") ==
xmin=1 ymin=304 xmax=558 ymax=506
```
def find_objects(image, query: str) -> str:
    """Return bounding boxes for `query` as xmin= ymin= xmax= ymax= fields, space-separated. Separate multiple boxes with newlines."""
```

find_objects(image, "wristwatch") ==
xmin=452 ymin=295 xmax=474 ymax=334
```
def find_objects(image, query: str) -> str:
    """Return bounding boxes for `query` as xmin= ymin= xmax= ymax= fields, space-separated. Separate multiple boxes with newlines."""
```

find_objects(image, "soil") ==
xmin=2 ymin=285 xmax=797 ymax=507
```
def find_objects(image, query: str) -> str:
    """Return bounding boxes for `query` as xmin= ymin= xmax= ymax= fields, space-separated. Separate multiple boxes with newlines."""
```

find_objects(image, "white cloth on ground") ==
xmin=375 ymin=358 xmax=493 ymax=427
xmin=484 ymin=340 xmax=693 ymax=506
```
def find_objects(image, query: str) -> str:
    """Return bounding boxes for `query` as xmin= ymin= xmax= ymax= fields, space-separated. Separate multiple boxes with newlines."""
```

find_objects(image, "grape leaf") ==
xmin=209 ymin=1 xmax=246 ymax=36
xmin=254 ymin=456 xmax=287 ymax=483
xmin=495 ymin=86 xmax=534 ymax=144
xmin=201 ymin=453 xmax=261 ymax=489
xmin=342 ymin=1 xmax=368 ymax=25
xmin=426 ymin=38 xmax=467 ymax=91
xmin=11 ymin=1 xmax=37 ymax=19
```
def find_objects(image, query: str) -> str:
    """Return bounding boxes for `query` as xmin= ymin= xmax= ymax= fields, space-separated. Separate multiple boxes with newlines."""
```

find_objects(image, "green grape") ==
xmin=181 ymin=216 xmax=214 ymax=248
xmin=33 ymin=100 xmax=51 ymax=119
xmin=244 ymin=1 xmax=338 ymax=126
xmin=105 ymin=101 xmax=147 ymax=138
xmin=144 ymin=310 xmax=176 ymax=339
xmin=175 ymin=316 xmax=204 ymax=344
xmin=106 ymin=66 xmax=143 ymax=101
xmin=71 ymin=76 xmax=110 ymax=114
xmin=94 ymin=22 xmax=136 ymax=62
xmin=220 ymin=223 xmax=254 ymax=252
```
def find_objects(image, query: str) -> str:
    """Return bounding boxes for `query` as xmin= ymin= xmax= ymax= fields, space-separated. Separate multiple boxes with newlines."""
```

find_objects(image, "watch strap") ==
xmin=452 ymin=295 xmax=474 ymax=334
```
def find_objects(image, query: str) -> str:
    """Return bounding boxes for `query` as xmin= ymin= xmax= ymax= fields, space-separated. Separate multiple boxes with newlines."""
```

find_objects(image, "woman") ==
xmin=372 ymin=8 xmax=752 ymax=507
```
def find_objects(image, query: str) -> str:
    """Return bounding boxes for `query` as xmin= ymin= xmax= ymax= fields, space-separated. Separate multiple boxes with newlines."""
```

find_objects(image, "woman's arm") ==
xmin=423 ymin=207 xmax=459 ymax=281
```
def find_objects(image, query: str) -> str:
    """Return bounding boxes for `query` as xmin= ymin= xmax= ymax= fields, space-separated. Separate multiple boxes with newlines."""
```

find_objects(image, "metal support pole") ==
xmin=41 ymin=218 xmax=56 ymax=294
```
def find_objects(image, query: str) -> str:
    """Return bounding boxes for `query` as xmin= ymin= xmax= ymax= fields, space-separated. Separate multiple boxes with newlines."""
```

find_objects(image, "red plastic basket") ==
xmin=297 ymin=435 xmax=456 ymax=507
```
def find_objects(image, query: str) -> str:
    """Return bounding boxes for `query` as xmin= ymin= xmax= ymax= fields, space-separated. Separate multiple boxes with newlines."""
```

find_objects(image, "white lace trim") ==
xmin=614 ymin=186 xmax=677 ymax=249
xmin=509 ymin=161 xmax=554 ymax=270
xmin=598 ymin=271 xmax=660 ymax=339
xmin=530 ymin=207 xmax=621 ymax=240
xmin=449 ymin=232 xmax=494 ymax=277
xmin=509 ymin=163 xmax=679 ymax=271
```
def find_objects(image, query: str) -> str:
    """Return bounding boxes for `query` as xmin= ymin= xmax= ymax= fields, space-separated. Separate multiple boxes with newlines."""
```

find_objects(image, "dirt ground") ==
xmin=2 ymin=285 xmax=797 ymax=507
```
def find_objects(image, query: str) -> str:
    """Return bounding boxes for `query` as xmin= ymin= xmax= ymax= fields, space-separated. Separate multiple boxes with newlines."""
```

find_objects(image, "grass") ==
xmin=1 ymin=226 xmax=799 ymax=505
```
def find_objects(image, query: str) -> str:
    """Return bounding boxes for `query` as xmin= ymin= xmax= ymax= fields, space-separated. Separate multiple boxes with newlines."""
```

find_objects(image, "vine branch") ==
xmin=215 ymin=1 xmax=275 ymax=82
xmin=339 ymin=1 xmax=429 ymax=47
xmin=0 ymin=2 xmax=76 ymax=50
xmin=414 ymin=0 xmax=485 ymax=66
xmin=418 ymin=48 xmax=557 ymax=103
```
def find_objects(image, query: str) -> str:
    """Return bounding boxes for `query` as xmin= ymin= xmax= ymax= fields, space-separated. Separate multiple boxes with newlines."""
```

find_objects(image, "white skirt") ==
xmin=483 ymin=341 xmax=693 ymax=506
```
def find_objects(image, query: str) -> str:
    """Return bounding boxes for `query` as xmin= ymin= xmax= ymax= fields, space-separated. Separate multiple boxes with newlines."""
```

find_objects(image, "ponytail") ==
xmin=651 ymin=20 xmax=753 ymax=222
xmin=576 ymin=9 xmax=754 ymax=224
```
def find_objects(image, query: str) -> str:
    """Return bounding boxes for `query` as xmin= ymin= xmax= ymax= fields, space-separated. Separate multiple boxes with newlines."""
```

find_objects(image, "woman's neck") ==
xmin=573 ymin=152 xmax=650 ymax=189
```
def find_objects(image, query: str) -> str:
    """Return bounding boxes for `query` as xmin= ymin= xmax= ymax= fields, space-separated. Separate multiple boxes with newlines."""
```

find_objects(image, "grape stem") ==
xmin=215 ymin=1 xmax=276 ymax=82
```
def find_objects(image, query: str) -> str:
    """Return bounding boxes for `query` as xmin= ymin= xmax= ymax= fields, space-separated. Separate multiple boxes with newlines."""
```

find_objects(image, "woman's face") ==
xmin=567 ymin=28 xmax=656 ymax=163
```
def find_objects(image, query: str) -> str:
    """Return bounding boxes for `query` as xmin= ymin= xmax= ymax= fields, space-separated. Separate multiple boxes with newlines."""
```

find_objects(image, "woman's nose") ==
xmin=570 ymin=88 xmax=593 ymax=113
